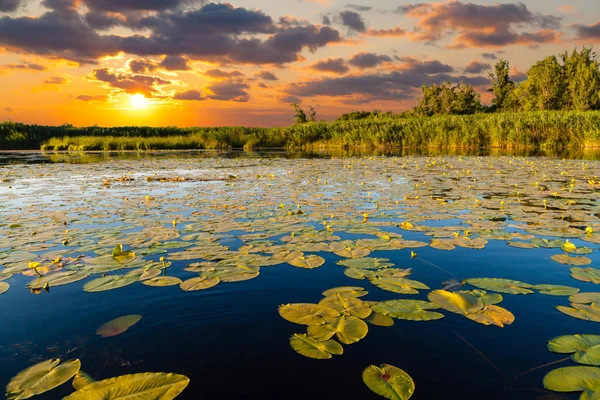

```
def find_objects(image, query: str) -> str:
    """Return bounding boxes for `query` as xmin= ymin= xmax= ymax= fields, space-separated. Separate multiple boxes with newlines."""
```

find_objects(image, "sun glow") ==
xmin=129 ymin=94 xmax=149 ymax=109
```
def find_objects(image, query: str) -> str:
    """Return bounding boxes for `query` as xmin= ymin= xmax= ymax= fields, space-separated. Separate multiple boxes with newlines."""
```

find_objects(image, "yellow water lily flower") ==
xmin=586 ymin=227 xmax=593 ymax=235
xmin=410 ymin=251 xmax=417 ymax=259
xmin=563 ymin=240 xmax=576 ymax=252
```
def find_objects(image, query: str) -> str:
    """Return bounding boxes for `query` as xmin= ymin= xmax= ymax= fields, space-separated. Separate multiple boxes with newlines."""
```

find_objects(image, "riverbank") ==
xmin=1 ymin=111 xmax=599 ymax=151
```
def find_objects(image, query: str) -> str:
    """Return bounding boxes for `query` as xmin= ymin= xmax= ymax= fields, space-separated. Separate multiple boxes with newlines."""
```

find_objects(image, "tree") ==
xmin=414 ymin=82 xmax=482 ymax=116
xmin=308 ymin=106 xmax=317 ymax=122
xmin=511 ymin=56 xmax=564 ymax=111
xmin=488 ymin=60 xmax=515 ymax=110
xmin=291 ymin=103 xmax=307 ymax=124
xmin=561 ymin=47 xmax=600 ymax=111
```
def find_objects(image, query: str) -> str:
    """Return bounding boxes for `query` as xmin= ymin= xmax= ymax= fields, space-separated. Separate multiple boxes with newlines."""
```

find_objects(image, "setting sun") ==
xmin=129 ymin=94 xmax=149 ymax=109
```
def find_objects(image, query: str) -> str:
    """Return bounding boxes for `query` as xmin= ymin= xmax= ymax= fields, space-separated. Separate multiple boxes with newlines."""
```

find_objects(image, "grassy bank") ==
xmin=2 ymin=111 xmax=600 ymax=151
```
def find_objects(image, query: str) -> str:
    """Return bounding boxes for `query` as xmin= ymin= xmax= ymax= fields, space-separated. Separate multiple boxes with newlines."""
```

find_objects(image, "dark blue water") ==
xmin=0 ymin=151 xmax=598 ymax=399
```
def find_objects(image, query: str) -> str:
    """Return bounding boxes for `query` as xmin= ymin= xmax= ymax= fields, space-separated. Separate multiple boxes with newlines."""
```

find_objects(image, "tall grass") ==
xmin=2 ymin=111 xmax=599 ymax=151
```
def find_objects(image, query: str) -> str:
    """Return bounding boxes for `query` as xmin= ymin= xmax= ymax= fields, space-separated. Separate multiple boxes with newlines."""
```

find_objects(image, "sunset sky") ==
xmin=0 ymin=0 xmax=599 ymax=127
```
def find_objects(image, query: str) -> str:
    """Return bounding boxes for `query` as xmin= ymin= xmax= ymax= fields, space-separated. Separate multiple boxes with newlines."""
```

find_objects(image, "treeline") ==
xmin=339 ymin=47 xmax=600 ymax=119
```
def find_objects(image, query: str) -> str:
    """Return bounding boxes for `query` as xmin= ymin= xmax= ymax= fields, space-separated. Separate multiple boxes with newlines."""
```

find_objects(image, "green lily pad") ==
xmin=570 ymin=293 xmax=600 ymax=305
xmin=307 ymin=315 xmax=368 ymax=344
xmin=0 ymin=281 xmax=9 ymax=295
xmin=180 ymin=276 xmax=220 ymax=291
xmin=319 ymin=295 xmax=372 ymax=318
xmin=111 ymin=245 xmax=136 ymax=264
xmin=63 ymin=372 xmax=189 ymax=399
xmin=364 ymin=312 xmax=395 ymax=327
xmin=278 ymin=303 xmax=340 ymax=326
xmin=362 ymin=364 xmax=415 ymax=400
xmin=427 ymin=290 xmax=484 ymax=315
xmin=83 ymin=274 xmax=139 ymax=293
xmin=534 ymin=284 xmax=580 ymax=296
xmin=543 ymin=366 xmax=600 ymax=399
xmin=322 ymin=286 xmax=368 ymax=298
xmin=551 ymin=254 xmax=593 ymax=266
xmin=72 ymin=371 xmax=96 ymax=390
xmin=289 ymin=333 xmax=343 ymax=360
xmin=96 ymin=315 xmax=142 ymax=338
xmin=557 ymin=303 xmax=600 ymax=322
xmin=6 ymin=359 xmax=81 ymax=400
xmin=287 ymin=255 xmax=325 ymax=269
xmin=548 ymin=334 xmax=600 ymax=365
xmin=465 ymin=305 xmax=515 ymax=328
xmin=371 ymin=300 xmax=444 ymax=321
xmin=140 ymin=276 xmax=182 ymax=287
xmin=370 ymin=277 xmax=429 ymax=295
xmin=464 ymin=278 xmax=534 ymax=295
xmin=571 ymin=268 xmax=600 ymax=284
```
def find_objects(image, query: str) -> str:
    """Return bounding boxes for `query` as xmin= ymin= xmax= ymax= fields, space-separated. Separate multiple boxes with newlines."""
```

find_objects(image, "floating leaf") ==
xmin=370 ymin=277 xmax=429 ymax=295
xmin=548 ymin=334 xmax=600 ymax=366
xmin=319 ymin=295 xmax=371 ymax=318
xmin=289 ymin=333 xmax=343 ymax=360
xmin=83 ymin=274 xmax=139 ymax=293
xmin=0 ymin=281 xmax=9 ymax=295
xmin=465 ymin=305 xmax=514 ymax=328
xmin=180 ymin=276 xmax=220 ymax=291
xmin=557 ymin=303 xmax=600 ymax=322
xmin=96 ymin=315 xmax=142 ymax=338
xmin=287 ymin=255 xmax=325 ymax=269
xmin=141 ymin=276 xmax=182 ymax=287
xmin=551 ymin=254 xmax=592 ymax=266
xmin=322 ymin=286 xmax=368 ymax=298
xmin=278 ymin=303 xmax=340 ymax=326
xmin=63 ymin=372 xmax=189 ymax=400
xmin=362 ymin=364 xmax=415 ymax=400
xmin=427 ymin=290 xmax=484 ymax=315
xmin=364 ymin=312 xmax=395 ymax=327
xmin=534 ymin=284 xmax=580 ymax=296
xmin=464 ymin=278 xmax=534 ymax=295
xmin=111 ymin=245 xmax=136 ymax=264
xmin=72 ymin=371 xmax=96 ymax=390
xmin=543 ymin=366 xmax=600 ymax=399
xmin=571 ymin=268 xmax=600 ymax=284
xmin=6 ymin=359 xmax=81 ymax=400
xmin=371 ymin=300 xmax=444 ymax=321
xmin=570 ymin=293 xmax=600 ymax=305
xmin=307 ymin=315 xmax=368 ymax=344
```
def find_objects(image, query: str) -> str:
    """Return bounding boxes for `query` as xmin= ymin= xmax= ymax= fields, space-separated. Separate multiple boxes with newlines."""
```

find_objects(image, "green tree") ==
xmin=510 ymin=56 xmax=564 ymax=111
xmin=561 ymin=47 xmax=600 ymax=111
xmin=488 ymin=60 xmax=515 ymax=110
xmin=291 ymin=103 xmax=307 ymax=124
xmin=308 ymin=106 xmax=317 ymax=122
xmin=414 ymin=82 xmax=482 ymax=116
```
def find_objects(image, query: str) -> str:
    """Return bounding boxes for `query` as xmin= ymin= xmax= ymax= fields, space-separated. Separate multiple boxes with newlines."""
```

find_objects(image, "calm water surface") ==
xmin=0 ymin=150 xmax=599 ymax=399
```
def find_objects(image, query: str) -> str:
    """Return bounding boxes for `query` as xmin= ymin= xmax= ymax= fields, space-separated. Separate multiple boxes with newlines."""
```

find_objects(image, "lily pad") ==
xmin=322 ymin=286 xmax=368 ymax=298
xmin=83 ymin=274 xmax=139 ymax=293
xmin=111 ymin=245 xmax=136 ymax=264
xmin=319 ymin=295 xmax=372 ymax=318
xmin=548 ymin=334 xmax=600 ymax=366
xmin=427 ymin=290 xmax=484 ymax=315
xmin=570 ymin=293 xmax=600 ymax=305
xmin=287 ymin=255 xmax=325 ymax=269
xmin=6 ymin=359 xmax=81 ymax=400
xmin=464 ymin=278 xmax=534 ymax=295
xmin=278 ymin=303 xmax=340 ymax=326
xmin=362 ymin=364 xmax=415 ymax=400
xmin=289 ymin=333 xmax=343 ymax=360
xmin=534 ymin=284 xmax=580 ymax=296
xmin=551 ymin=254 xmax=593 ymax=266
xmin=557 ymin=303 xmax=600 ymax=322
xmin=371 ymin=300 xmax=444 ymax=321
xmin=0 ymin=281 xmax=9 ymax=295
xmin=72 ymin=371 xmax=96 ymax=390
xmin=543 ymin=366 xmax=600 ymax=399
xmin=180 ymin=276 xmax=220 ymax=291
xmin=63 ymin=372 xmax=189 ymax=400
xmin=141 ymin=276 xmax=183 ymax=287
xmin=96 ymin=315 xmax=142 ymax=338
xmin=307 ymin=315 xmax=368 ymax=344
xmin=370 ymin=277 xmax=429 ymax=295
xmin=571 ymin=268 xmax=600 ymax=284
xmin=465 ymin=305 xmax=514 ymax=328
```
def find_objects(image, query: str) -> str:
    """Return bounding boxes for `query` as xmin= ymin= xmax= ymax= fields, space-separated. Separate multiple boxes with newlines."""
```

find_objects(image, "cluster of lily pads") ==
xmin=0 ymin=155 xmax=599 ymax=398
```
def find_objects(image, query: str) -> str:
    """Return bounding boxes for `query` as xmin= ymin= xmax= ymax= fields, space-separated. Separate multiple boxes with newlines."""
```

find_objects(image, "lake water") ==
xmin=0 ymin=150 xmax=599 ymax=400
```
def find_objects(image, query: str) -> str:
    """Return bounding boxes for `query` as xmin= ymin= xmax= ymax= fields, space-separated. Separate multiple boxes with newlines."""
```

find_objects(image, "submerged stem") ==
xmin=417 ymin=257 xmax=458 ymax=280
xmin=453 ymin=330 xmax=507 ymax=382
xmin=504 ymin=356 xmax=571 ymax=391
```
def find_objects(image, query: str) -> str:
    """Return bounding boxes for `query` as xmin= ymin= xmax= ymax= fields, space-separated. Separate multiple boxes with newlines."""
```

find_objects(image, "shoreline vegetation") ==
xmin=2 ymin=48 xmax=600 ymax=152
xmin=0 ymin=111 xmax=598 ymax=151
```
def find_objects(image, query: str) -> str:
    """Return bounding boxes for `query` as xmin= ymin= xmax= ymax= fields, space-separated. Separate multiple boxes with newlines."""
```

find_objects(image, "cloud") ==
xmin=256 ymin=71 xmax=278 ymax=81
xmin=348 ymin=52 xmax=392 ymax=69
xmin=44 ymin=76 xmax=68 ymax=84
xmin=345 ymin=3 xmax=371 ymax=12
xmin=0 ymin=0 xmax=21 ymax=12
xmin=3 ymin=106 xmax=14 ymax=112
xmin=0 ymin=3 xmax=342 ymax=65
xmin=204 ymin=69 xmax=245 ymax=79
xmin=510 ymin=67 xmax=527 ymax=83
xmin=397 ymin=2 xmax=562 ymax=48
xmin=84 ymin=0 xmax=185 ymax=12
xmin=309 ymin=58 xmax=349 ymax=74
xmin=91 ymin=68 xmax=171 ymax=96
xmin=207 ymin=81 xmax=250 ymax=102
xmin=397 ymin=57 xmax=454 ymax=74
xmin=128 ymin=58 xmax=157 ymax=74
xmin=573 ymin=21 xmax=600 ymax=40
xmin=280 ymin=94 xmax=301 ymax=104
xmin=481 ymin=52 xmax=498 ymax=60
xmin=322 ymin=15 xmax=331 ymax=25
xmin=338 ymin=10 xmax=366 ymax=33
xmin=365 ymin=26 xmax=406 ymax=37
xmin=0 ymin=61 xmax=46 ymax=71
xmin=464 ymin=61 xmax=491 ymax=74
xmin=159 ymin=55 xmax=191 ymax=71
xmin=76 ymin=94 xmax=108 ymax=101
xmin=173 ymin=89 xmax=204 ymax=101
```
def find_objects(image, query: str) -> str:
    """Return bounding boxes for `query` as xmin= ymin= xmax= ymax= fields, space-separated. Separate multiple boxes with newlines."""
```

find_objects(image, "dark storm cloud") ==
xmin=85 ymin=0 xmax=184 ymax=12
xmin=397 ymin=57 xmax=454 ymax=74
xmin=348 ymin=53 xmax=392 ymax=69
xmin=481 ymin=52 xmax=498 ymax=60
xmin=207 ymin=81 xmax=250 ymax=102
xmin=128 ymin=59 xmax=157 ymax=73
xmin=309 ymin=58 xmax=349 ymax=74
xmin=204 ymin=69 xmax=245 ymax=79
xmin=173 ymin=90 xmax=204 ymax=101
xmin=160 ymin=55 xmax=191 ymax=71
xmin=464 ymin=61 xmax=491 ymax=74
xmin=0 ymin=0 xmax=21 ymax=12
xmin=338 ymin=10 xmax=366 ymax=33
xmin=345 ymin=4 xmax=371 ymax=12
